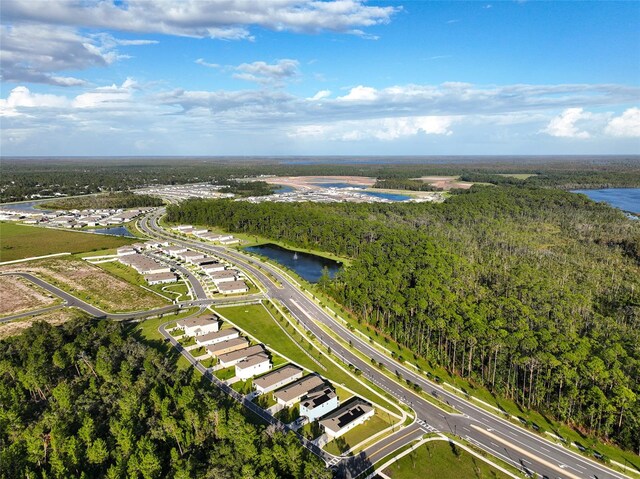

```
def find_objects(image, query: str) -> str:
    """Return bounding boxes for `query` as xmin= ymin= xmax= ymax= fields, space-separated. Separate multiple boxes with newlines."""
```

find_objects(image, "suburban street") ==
xmin=138 ymin=209 xmax=632 ymax=479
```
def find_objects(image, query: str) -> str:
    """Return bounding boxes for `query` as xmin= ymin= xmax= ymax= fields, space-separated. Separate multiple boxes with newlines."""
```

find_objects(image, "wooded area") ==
xmin=0 ymin=320 xmax=330 ymax=479
xmin=167 ymin=186 xmax=640 ymax=452
xmin=2 ymin=156 xmax=638 ymax=202
xmin=40 ymin=192 xmax=164 ymax=210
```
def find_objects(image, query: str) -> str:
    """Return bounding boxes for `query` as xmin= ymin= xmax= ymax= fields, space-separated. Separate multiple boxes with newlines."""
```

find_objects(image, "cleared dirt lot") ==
xmin=413 ymin=176 xmax=475 ymax=190
xmin=0 ymin=307 xmax=87 ymax=339
xmin=0 ymin=275 xmax=61 ymax=317
xmin=263 ymin=175 xmax=376 ymax=190
xmin=0 ymin=257 xmax=167 ymax=313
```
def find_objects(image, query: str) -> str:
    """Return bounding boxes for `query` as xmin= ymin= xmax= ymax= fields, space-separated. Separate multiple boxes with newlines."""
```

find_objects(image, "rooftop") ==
xmin=319 ymin=399 xmax=373 ymax=432
xmin=273 ymin=374 xmax=326 ymax=404
xmin=253 ymin=364 xmax=303 ymax=390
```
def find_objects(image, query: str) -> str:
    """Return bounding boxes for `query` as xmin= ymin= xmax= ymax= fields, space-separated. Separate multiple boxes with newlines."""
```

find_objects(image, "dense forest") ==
xmin=40 ymin=192 xmax=164 ymax=210
xmin=167 ymin=187 xmax=640 ymax=452
xmin=2 ymin=156 xmax=638 ymax=202
xmin=219 ymin=180 xmax=276 ymax=197
xmin=0 ymin=320 xmax=330 ymax=479
xmin=373 ymin=179 xmax=441 ymax=191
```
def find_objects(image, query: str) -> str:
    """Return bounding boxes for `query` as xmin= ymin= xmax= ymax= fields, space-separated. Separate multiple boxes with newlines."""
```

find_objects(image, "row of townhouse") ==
xmin=172 ymin=225 xmax=240 ymax=245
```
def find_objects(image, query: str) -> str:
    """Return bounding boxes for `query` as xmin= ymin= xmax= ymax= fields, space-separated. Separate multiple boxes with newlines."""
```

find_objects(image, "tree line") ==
xmin=40 ymin=192 xmax=164 ymax=210
xmin=167 ymin=186 xmax=640 ymax=452
xmin=0 ymin=319 xmax=331 ymax=479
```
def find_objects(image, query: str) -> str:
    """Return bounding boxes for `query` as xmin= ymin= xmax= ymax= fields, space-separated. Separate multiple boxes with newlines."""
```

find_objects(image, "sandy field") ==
xmin=413 ymin=176 xmax=475 ymax=190
xmin=0 ymin=275 xmax=61 ymax=317
xmin=264 ymin=176 xmax=376 ymax=190
xmin=0 ymin=307 xmax=87 ymax=339
xmin=0 ymin=257 xmax=167 ymax=312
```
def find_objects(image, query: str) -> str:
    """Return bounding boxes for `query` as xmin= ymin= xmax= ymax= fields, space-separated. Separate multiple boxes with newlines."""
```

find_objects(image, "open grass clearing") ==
xmin=0 ymin=222 xmax=136 ymax=262
xmin=497 ymin=173 xmax=537 ymax=180
xmin=214 ymin=303 xmax=400 ymax=415
xmin=382 ymin=439 xmax=511 ymax=479
xmin=214 ymin=367 xmax=235 ymax=381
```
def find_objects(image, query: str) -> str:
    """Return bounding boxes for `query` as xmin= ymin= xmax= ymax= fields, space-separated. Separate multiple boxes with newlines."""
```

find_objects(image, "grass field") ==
xmin=214 ymin=303 xmax=400 ymax=415
xmin=382 ymin=439 xmax=511 ymax=479
xmin=0 ymin=274 xmax=62 ymax=317
xmin=0 ymin=222 xmax=137 ymax=262
xmin=496 ymin=173 xmax=537 ymax=180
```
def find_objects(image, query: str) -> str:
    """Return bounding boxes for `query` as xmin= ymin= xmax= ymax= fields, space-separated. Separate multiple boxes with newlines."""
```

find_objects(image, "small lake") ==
xmin=90 ymin=226 xmax=136 ymax=238
xmin=244 ymin=243 xmax=342 ymax=283
xmin=572 ymin=188 xmax=640 ymax=214
xmin=362 ymin=191 xmax=411 ymax=202
xmin=314 ymin=182 xmax=366 ymax=189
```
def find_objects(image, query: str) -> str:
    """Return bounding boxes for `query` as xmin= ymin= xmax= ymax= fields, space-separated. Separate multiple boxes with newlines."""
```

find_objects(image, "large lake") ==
xmin=244 ymin=243 xmax=342 ymax=283
xmin=572 ymin=188 xmax=640 ymax=214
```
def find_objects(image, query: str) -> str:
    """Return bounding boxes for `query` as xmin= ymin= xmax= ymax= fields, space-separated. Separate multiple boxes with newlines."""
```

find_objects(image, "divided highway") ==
xmin=139 ymin=209 xmax=631 ymax=479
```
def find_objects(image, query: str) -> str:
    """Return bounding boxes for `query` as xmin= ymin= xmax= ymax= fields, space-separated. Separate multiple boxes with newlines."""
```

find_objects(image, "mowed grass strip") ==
xmin=382 ymin=439 xmax=511 ymax=479
xmin=214 ymin=303 xmax=399 ymax=413
xmin=0 ymin=222 xmax=136 ymax=262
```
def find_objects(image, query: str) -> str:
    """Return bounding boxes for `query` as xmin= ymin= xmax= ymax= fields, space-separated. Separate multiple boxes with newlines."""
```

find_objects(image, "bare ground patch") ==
xmin=0 ymin=275 xmax=61 ymax=317
xmin=0 ymin=307 xmax=87 ymax=339
xmin=0 ymin=257 xmax=167 ymax=313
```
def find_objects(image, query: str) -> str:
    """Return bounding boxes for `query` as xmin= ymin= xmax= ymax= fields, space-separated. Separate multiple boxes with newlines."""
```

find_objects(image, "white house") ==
xmin=192 ymin=228 xmax=209 ymax=235
xmin=173 ymin=225 xmax=193 ymax=231
xmin=176 ymin=314 xmax=220 ymax=337
xmin=209 ymin=270 xmax=238 ymax=284
xmin=195 ymin=328 xmax=240 ymax=347
xmin=217 ymin=280 xmax=249 ymax=295
xmin=206 ymin=337 xmax=250 ymax=357
xmin=163 ymin=245 xmax=187 ymax=256
xmin=273 ymin=375 xmax=326 ymax=407
xmin=144 ymin=272 xmax=177 ymax=285
xmin=253 ymin=365 xmax=304 ymax=395
xmin=299 ymin=386 xmax=339 ymax=422
xmin=319 ymin=399 xmax=374 ymax=439
xmin=235 ymin=353 xmax=271 ymax=380
xmin=117 ymin=246 xmax=137 ymax=256
xmin=201 ymin=263 xmax=226 ymax=273
xmin=218 ymin=345 xmax=266 ymax=368
xmin=179 ymin=250 xmax=205 ymax=262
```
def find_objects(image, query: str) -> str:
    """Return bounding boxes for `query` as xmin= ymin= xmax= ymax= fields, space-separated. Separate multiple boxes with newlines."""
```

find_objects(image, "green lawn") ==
xmin=215 ymin=367 xmax=235 ymax=381
xmin=324 ymin=412 xmax=392 ymax=455
xmin=214 ymin=303 xmax=400 ymax=414
xmin=0 ymin=222 xmax=137 ymax=262
xmin=382 ymin=439 xmax=511 ymax=479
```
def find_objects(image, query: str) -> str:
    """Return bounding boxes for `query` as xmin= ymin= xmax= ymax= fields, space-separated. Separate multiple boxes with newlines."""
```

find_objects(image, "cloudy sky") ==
xmin=1 ymin=0 xmax=639 ymax=156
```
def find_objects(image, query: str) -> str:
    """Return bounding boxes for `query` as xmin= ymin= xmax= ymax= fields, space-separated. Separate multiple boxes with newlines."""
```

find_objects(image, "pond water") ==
xmin=313 ymin=182 xmax=365 ymax=189
xmin=90 ymin=226 xmax=136 ymax=238
xmin=0 ymin=200 xmax=54 ymax=213
xmin=362 ymin=191 xmax=411 ymax=202
xmin=244 ymin=243 xmax=342 ymax=283
xmin=572 ymin=188 xmax=640 ymax=214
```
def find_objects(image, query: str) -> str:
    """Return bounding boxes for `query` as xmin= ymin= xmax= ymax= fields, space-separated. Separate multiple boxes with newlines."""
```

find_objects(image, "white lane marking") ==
xmin=471 ymin=424 xmax=582 ymax=479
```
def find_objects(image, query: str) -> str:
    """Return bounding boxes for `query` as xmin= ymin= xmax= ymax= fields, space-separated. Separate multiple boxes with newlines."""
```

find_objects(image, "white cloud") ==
xmin=542 ymin=108 xmax=591 ymax=138
xmin=195 ymin=58 xmax=220 ymax=69
xmin=2 ymin=0 xmax=398 ymax=38
xmin=72 ymin=78 xmax=138 ymax=109
xmin=308 ymin=90 xmax=331 ymax=101
xmin=0 ymin=86 xmax=69 ymax=116
xmin=605 ymin=107 xmax=640 ymax=138
xmin=339 ymin=85 xmax=378 ymax=101
xmin=232 ymin=59 xmax=300 ymax=85
xmin=290 ymin=116 xmax=455 ymax=141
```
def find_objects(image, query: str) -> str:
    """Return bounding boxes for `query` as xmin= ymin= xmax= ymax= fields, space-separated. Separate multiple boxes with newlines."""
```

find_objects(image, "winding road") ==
xmin=138 ymin=209 xmax=634 ymax=479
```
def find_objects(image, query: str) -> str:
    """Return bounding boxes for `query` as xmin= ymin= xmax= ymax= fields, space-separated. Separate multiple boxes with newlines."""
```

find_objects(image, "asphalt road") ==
xmin=139 ymin=210 xmax=632 ymax=479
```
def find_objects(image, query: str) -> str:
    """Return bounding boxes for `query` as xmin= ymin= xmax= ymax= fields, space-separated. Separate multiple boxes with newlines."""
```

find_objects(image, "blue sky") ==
xmin=1 ymin=0 xmax=638 ymax=156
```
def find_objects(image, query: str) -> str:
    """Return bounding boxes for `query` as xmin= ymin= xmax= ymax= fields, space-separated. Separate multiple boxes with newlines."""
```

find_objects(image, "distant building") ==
xmin=273 ymin=374 xmax=326 ymax=407
xmin=176 ymin=314 xmax=220 ymax=337
xmin=190 ymin=256 xmax=218 ymax=267
xmin=195 ymin=328 xmax=240 ymax=347
xmin=117 ymin=246 xmax=137 ymax=256
xmin=163 ymin=245 xmax=187 ymax=256
xmin=300 ymin=386 xmax=339 ymax=422
xmin=253 ymin=365 xmax=304 ymax=395
xmin=179 ymin=250 xmax=205 ymax=262
xmin=235 ymin=353 xmax=271 ymax=380
xmin=319 ymin=399 xmax=374 ymax=439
